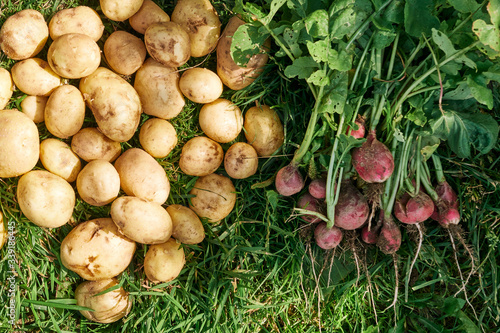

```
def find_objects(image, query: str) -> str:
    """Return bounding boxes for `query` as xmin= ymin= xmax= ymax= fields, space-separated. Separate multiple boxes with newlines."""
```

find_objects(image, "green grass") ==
xmin=1 ymin=0 xmax=500 ymax=332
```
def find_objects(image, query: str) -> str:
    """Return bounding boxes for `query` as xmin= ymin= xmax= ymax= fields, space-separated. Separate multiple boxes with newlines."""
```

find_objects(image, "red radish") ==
xmin=430 ymin=181 xmax=460 ymax=227
xmin=314 ymin=222 xmax=343 ymax=249
xmin=334 ymin=180 xmax=369 ymax=230
xmin=308 ymin=178 xmax=327 ymax=199
xmin=351 ymin=130 xmax=394 ymax=183
xmin=297 ymin=193 xmax=322 ymax=223
xmin=347 ymin=117 xmax=366 ymax=139
xmin=394 ymin=191 xmax=434 ymax=224
xmin=376 ymin=213 xmax=401 ymax=254
xmin=275 ymin=164 xmax=304 ymax=196
xmin=361 ymin=220 xmax=381 ymax=244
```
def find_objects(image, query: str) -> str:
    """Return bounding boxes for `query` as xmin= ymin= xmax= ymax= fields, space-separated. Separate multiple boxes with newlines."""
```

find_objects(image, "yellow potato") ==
xmin=104 ymin=31 xmax=147 ymax=75
xmin=145 ymin=22 xmax=191 ymax=68
xmin=77 ymin=160 xmax=120 ymax=206
xmin=244 ymin=104 xmax=284 ymax=156
xmin=144 ymin=238 xmax=185 ymax=283
xmin=0 ymin=110 xmax=39 ymax=178
xmin=139 ymin=118 xmax=178 ymax=158
xmin=0 ymin=212 xmax=7 ymax=250
xmin=20 ymin=96 xmax=47 ymax=123
xmin=40 ymin=138 xmax=82 ymax=182
xmin=224 ymin=142 xmax=259 ymax=179
xmin=166 ymin=205 xmax=205 ymax=245
xmin=11 ymin=58 xmax=61 ymax=96
xmin=0 ymin=68 xmax=14 ymax=109
xmin=129 ymin=0 xmax=170 ymax=34
xmin=101 ymin=0 xmax=144 ymax=21
xmin=17 ymin=170 xmax=75 ymax=228
xmin=134 ymin=58 xmax=185 ymax=119
xmin=179 ymin=68 xmax=223 ymax=104
xmin=0 ymin=9 xmax=48 ymax=60
xmin=179 ymin=136 xmax=223 ymax=176
xmin=49 ymin=6 xmax=104 ymax=42
xmin=71 ymin=128 xmax=122 ymax=162
xmin=44 ymin=85 xmax=85 ymax=138
xmin=199 ymin=99 xmax=243 ymax=143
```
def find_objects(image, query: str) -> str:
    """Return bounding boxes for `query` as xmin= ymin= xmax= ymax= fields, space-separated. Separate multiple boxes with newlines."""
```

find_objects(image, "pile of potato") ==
xmin=0 ymin=0 xmax=285 ymax=324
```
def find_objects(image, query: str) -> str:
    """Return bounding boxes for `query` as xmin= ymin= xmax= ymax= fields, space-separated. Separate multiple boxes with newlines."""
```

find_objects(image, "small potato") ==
xmin=49 ymin=6 xmax=104 ymax=42
xmin=45 ymin=85 xmax=85 ymax=138
xmin=71 ymin=128 xmax=122 ymax=162
xmin=171 ymin=0 xmax=221 ymax=57
xmin=145 ymin=22 xmax=191 ymax=68
xmin=17 ymin=170 xmax=75 ymax=228
xmin=189 ymin=173 xmax=236 ymax=223
xmin=134 ymin=58 xmax=185 ymax=120
xmin=40 ymin=138 xmax=82 ymax=182
xmin=77 ymin=160 xmax=120 ymax=206
xmin=139 ymin=118 xmax=177 ymax=158
xmin=60 ymin=218 xmax=136 ymax=280
xmin=0 ymin=9 xmax=48 ymax=60
xmin=224 ymin=142 xmax=258 ymax=179
xmin=0 ymin=68 xmax=14 ymax=109
xmin=244 ymin=104 xmax=284 ymax=156
xmin=114 ymin=148 xmax=170 ymax=204
xmin=179 ymin=136 xmax=223 ymax=176
xmin=20 ymin=96 xmax=47 ymax=123
xmin=11 ymin=58 xmax=61 ymax=96
xmin=129 ymin=0 xmax=170 ymax=34
xmin=0 ymin=110 xmax=39 ymax=178
xmin=199 ymin=99 xmax=243 ymax=143
xmin=144 ymin=238 xmax=185 ymax=283
xmin=179 ymin=68 xmax=223 ymax=104
xmin=104 ymin=31 xmax=147 ymax=75
xmin=75 ymin=278 xmax=132 ymax=323
xmin=111 ymin=196 xmax=172 ymax=244
xmin=101 ymin=0 xmax=144 ymax=21
xmin=166 ymin=205 xmax=205 ymax=244
xmin=48 ymin=33 xmax=101 ymax=79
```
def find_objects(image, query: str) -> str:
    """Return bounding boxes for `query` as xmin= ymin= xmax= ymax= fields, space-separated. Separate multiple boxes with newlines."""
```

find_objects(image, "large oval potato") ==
xmin=40 ymin=138 xmax=82 ymax=182
xmin=166 ymin=205 xmax=205 ymax=245
xmin=244 ymin=104 xmax=284 ymax=156
xmin=104 ymin=31 xmax=147 ymax=75
xmin=171 ymin=0 xmax=221 ymax=58
xmin=0 ymin=68 xmax=14 ymax=109
xmin=77 ymin=160 xmax=120 ymax=206
xmin=134 ymin=58 xmax=185 ymax=120
xmin=76 ymin=278 xmax=132 ymax=324
xmin=17 ymin=170 xmax=75 ymax=228
xmin=11 ymin=58 xmax=61 ymax=96
xmin=145 ymin=22 xmax=191 ymax=68
xmin=179 ymin=68 xmax=223 ymax=104
xmin=0 ymin=110 xmax=39 ymax=178
xmin=80 ymin=67 xmax=142 ymax=142
xmin=139 ymin=118 xmax=178 ymax=158
xmin=114 ymin=148 xmax=170 ymax=204
xmin=101 ymin=0 xmax=144 ymax=21
xmin=179 ymin=136 xmax=223 ymax=176
xmin=0 ymin=9 xmax=48 ymax=60
xmin=199 ymin=99 xmax=243 ymax=143
xmin=111 ymin=196 xmax=172 ymax=244
xmin=49 ymin=6 xmax=104 ymax=42
xmin=189 ymin=173 xmax=236 ymax=223
xmin=60 ymin=218 xmax=136 ymax=280
xmin=224 ymin=142 xmax=258 ymax=179
xmin=144 ymin=238 xmax=185 ymax=283
xmin=129 ymin=0 xmax=170 ymax=34
xmin=20 ymin=96 xmax=47 ymax=123
xmin=217 ymin=16 xmax=270 ymax=90
xmin=71 ymin=128 xmax=122 ymax=162
xmin=45 ymin=85 xmax=85 ymax=138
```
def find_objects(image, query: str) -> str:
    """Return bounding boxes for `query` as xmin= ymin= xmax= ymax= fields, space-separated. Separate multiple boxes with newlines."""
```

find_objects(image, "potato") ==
xmin=139 ymin=118 xmax=177 ymax=158
xmin=171 ymin=0 xmax=221 ymax=57
xmin=114 ymin=148 xmax=170 ymax=204
xmin=179 ymin=136 xmax=223 ymax=176
xmin=244 ymin=104 xmax=284 ymax=156
xmin=71 ymin=128 xmax=122 ymax=162
xmin=0 ymin=212 xmax=7 ymax=250
xmin=40 ymin=138 xmax=82 ymax=182
xmin=11 ymin=58 xmax=61 ymax=96
xmin=104 ymin=31 xmax=147 ymax=75
xmin=47 ymin=33 xmax=101 ymax=79
xmin=101 ymin=0 xmax=144 ymax=21
xmin=217 ymin=16 xmax=270 ymax=90
xmin=199 ymin=99 xmax=243 ymax=143
xmin=129 ymin=0 xmax=170 ymax=34
xmin=0 ymin=110 xmax=39 ymax=178
xmin=224 ymin=142 xmax=258 ymax=179
xmin=145 ymin=22 xmax=191 ymax=68
xmin=110 ymin=196 xmax=172 ymax=244
xmin=60 ymin=218 xmax=136 ymax=280
xmin=17 ymin=170 xmax=75 ymax=228
xmin=134 ymin=58 xmax=185 ymax=120
xmin=77 ymin=160 xmax=120 ymax=206
xmin=49 ymin=6 xmax=104 ymax=42
xmin=0 ymin=68 xmax=14 ymax=109
xmin=189 ymin=173 xmax=236 ymax=223
xmin=0 ymin=9 xmax=48 ymax=60
xmin=179 ymin=68 xmax=223 ymax=104
xmin=20 ymin=96 xmax=47 ymax=123
xmin=75 ymin=278 xmax=132 ymax=323
xmin=166 ymin=205 xmax=205 ymax=244
xmin=80 ymin=67 xmax=142 ymax=142
xmin=144 ymin=238 xmax=185 ymax=283
xmin=45 ymin=85 xmax=85 ymax=138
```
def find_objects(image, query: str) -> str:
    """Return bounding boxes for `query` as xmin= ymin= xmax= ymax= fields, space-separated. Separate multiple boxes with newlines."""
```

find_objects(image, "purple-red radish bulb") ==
xmin=347 ymin=119 xmax=366 ymax=139
xmin=314 ymin=222 xmax=343 ymax=249
xmin=431 ymin=181 xmax=460 ymax=227
xmin=361 ymin=222 xmax=381 ymax=244
xmin=351 ymin=130 xmax=394 ymax=183
xmin=334 ymin=180 xmax=369 ymax=230
xmin=436 ymin=181 xmax=458 ymax=204
xmin=308 ymin=178 xmax=327 ymax=199
xmin=297 ymin=193 xmax=322 ymax=223
xmin=394 ymin=192 xmax=434 ymax=224
xmin=376 ymin=213 xmax=401 ymax=254
xmin=275 ymin=164 xmax=304 ymax=196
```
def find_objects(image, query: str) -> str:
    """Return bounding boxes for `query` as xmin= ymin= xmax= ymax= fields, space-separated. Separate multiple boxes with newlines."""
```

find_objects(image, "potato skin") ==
xmin=179 ymin=136 xmax=223 ymax=176
xmin=145 ymin=22 xmax=191 ymax=68
xmin=44 ymin=85 xmax=85 ymax=139
xmin=0 ymin=9 xmax=48 ymax=60
xmin=0 ymin=68 xmax=14 ymax=110
xmin=17 ymin=170 xmax=75 ymax=228
xmin=77 ymin=160 xmax=120 ymax=206
xmin=49 ymin=6 xmax=104 ymax=42
xmin=139 ymin=118 xmax=178 ymax=158
xmin=0 ymin=212 xmax=6 ymax=250
xmin=104 ymin=31 xmax=147 ymax=75
xmin=129 ymin=0 xmax=170 ymax=34
xmin=40 ymin=138 xmax=82 ymax=182
xmin=179 ymin=68 xmax=223 ymax=104
xmin=144 ymin=238 xmax=185 ymax=283
xmin=101 ymin=0 xmax=144 ymax=21
xmin=244 ymin=104 xmax=284 ymax=156
xmin=20 ymin=96 xmax=47 ymax=123
xmin=199 ymin=99 xmax=243 ymax=143
xmin=224 ymin=142 xmax=258 ymax=179
xmin=167 ymin=205 xmax=205 ymax=244
xmin=11 ymin=58 xmax=61 ymax=96
xmin=71 ymin=128 xmax=122 ymax=162
xmin=60 ymin=218 xmax=136 ymax=280
xmin=0 ymin=110 xmax=39 ymax=178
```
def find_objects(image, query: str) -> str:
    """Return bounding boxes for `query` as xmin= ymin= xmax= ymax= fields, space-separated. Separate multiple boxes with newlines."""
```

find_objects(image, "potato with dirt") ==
xmin=44 ymin=85 xmax=86 ymax=139
xmin=144 ymin=238 xmax=185 ymax=283
xmin=199 ymin=99 xmax=243 ymax=143
xmin=0 ymin=68 xmax=14 ymax=110
xmin=244 ymin=104 xmax=284 ymax=156
xmin=104 ymin=31 xmax=147 ymax=75
xmin=179 ymin=136 xmax=224 ymax=176
xmin=129 ymin=0 xmax=170 ymax=34
xmin=144 ymin=22 xmax=191 ymax=68
xmin=71 ymin=128 xmax=122 ymax=163
xmin=11 ymin=58 xmax=61 ymax=96
xmin=40 ymin=138 xmax=82 ymax=183
xmin=167 ymin=205 xmax=205 ymax=245
xmin=49 ymin=6 xmax=104 ymax=41
xmin=224 ymin=142 xmax=258 ymax=179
